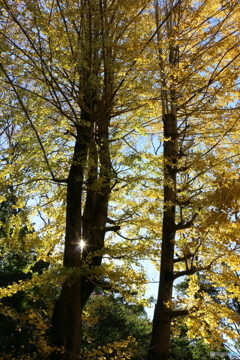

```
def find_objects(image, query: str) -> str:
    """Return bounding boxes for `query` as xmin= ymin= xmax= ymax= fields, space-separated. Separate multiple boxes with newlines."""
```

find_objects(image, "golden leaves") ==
xmin=0 ymin=0 xmax=240 ymax=356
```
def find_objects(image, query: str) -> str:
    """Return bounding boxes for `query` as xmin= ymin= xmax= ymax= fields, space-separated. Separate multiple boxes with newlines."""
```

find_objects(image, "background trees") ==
xmin=81 ymin=291 xmax=152 ymax=359
xmin=0 ymin=0 xmax=240 ymax=359
xmin=0 ymin=187 xmax=53 ymax=359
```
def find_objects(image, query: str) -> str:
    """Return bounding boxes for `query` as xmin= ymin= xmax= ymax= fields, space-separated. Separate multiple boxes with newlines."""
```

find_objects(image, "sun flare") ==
xmin=79 ymin=239 xmax=85 ymax=251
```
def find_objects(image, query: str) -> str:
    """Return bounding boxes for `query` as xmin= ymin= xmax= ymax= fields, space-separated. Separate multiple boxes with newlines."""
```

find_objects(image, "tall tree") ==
xmin=0 ymin=1 xmax=153 ymax=359
xmin=146 ymin=0 xmax=240 ymax=359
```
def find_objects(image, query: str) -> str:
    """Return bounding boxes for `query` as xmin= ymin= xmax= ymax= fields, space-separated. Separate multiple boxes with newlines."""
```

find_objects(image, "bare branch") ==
xmin=175 ymin=213 xmax=198 ymax=230
xmin=173 ymin=266 xmax=208 ymax=281
xmin=102 ymin=225 xmax=121 ymax=233
xmin=171 ymin=306 xmax=198 ymax=318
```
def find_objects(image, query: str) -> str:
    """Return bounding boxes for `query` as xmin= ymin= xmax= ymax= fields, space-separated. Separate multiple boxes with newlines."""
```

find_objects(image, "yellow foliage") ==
xmin=0 ymin=0 xmax=240 ymax=357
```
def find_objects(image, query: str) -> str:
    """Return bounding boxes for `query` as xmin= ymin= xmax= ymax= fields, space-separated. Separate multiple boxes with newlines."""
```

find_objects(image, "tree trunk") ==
xmin=49 ymin=124 xmax=87 ymax=360
xmin=50 ymin=113 xmax=112 ymax=359
xmin=147 ymin=113 xmax=177 ymax=360
xmin=147 ymin=1 xmax=180 ymax=357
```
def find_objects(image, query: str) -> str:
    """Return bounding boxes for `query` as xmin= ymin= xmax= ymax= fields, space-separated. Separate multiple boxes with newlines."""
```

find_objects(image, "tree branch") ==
xmin=174 ymin=252 xmax=194 ymax=263
xmin=171 ymin=306 xmax=198 ymax=318
xmin=102 ymin=225 xmax=121 ymax=233
xmin=0 ymin=63 xmax=68 ymax=184
xmin=175 ymin=213 xmax=198 ymax=230
xmin=173 ymin=266 xmax=209 ymax=280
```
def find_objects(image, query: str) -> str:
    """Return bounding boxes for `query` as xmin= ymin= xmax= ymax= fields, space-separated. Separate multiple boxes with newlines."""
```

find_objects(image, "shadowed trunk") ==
xmin=50 ymin=110 xmax=113 ymax=359
xmin=49 ymin=1 xmax=116 ymax=355
xmin=147 ymin=1 xmax=181 ymax=357
xmin=147 ymin=113 xmax=177 ymax=360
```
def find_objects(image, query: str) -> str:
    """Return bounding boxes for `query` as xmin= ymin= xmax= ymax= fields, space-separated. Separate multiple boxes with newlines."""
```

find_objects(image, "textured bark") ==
xmin=147 ymin=113 xmax=177 ymax=360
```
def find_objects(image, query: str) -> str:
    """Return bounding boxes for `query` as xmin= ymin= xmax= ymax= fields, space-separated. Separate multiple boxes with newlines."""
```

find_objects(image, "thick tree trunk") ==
xmin=50 ymin=114 xmax=112 ymax=359
xmin=49 ymin=125 xmax=88 ymax=360
xmin=147 ymin=113 xmax=177 ymax=360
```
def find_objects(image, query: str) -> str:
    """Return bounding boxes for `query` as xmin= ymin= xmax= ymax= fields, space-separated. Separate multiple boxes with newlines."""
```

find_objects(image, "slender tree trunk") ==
xmin=147 ymin=113 xmax=177 ymax=360
xmin=147 ymin=1 xmax=180 ymax=357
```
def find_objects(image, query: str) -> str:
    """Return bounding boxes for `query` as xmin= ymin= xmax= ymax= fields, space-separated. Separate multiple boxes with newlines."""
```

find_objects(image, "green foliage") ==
xmin=81 ymin=291 xmax=152 ymax=359
xmin=170 ymin=326 xmax=226 ymax=360
xmin=0 ymin=246 xmax=57 ymax=359
xmin=0 ymin=197 xmax=56 ymax=359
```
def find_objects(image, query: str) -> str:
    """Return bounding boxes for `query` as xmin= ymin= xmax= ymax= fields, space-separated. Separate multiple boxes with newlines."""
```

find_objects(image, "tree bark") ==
xmin=49 ymin=121 xmax=86 ymax=359
xmin=147 ymin=0 xmax=182 ymax=357
xmin=147 ymin=113 xmax=177 ymax=360
xmin=49 ymin=2 xmax=115 ymax=352
xmin=50 ymin=111 xmax=112 ymax=359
